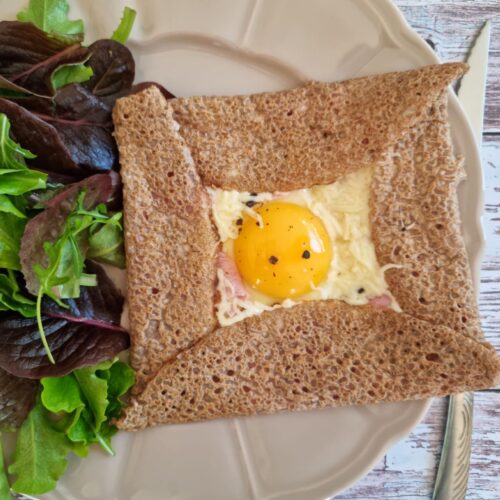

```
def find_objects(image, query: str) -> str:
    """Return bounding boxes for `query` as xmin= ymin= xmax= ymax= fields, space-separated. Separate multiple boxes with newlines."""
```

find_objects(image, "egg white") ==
xmin=209 ymin=166 xmax=400 ymax=326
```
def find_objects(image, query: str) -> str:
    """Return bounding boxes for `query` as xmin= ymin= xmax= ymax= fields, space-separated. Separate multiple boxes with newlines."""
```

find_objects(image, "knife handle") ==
xmin=432 ymin=392 xmax=474 ymax=500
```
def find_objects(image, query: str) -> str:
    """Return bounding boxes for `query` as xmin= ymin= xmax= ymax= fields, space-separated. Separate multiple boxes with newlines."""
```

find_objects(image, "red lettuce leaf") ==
xmin=0 ymin=262 xmax=128 ymax=379
xmin=0 ymin=84 xmax=117 ymax=175
xmin=0 ymin=366 xmax=38 ymax=430
xmin=41 ymin=261 xmax=123 ymax=327
xmin=0 ymin=23 xmax=136 ymax=176
xmin=83 ymin=39 xmax=135 ymax=99
xmin=20 ymin=171 xmax=120 ymax=294
xmin=0 ymin=21 xmax=89 ymax=96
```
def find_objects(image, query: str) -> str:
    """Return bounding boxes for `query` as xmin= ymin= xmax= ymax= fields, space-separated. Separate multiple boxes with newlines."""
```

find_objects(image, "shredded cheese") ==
xmin=211 ymin=167 xmax=401 ymax=326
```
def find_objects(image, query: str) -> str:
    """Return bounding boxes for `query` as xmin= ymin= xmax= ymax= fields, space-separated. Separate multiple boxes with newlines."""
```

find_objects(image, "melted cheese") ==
xmin=211 ymin=166 xmax=400 ymax=326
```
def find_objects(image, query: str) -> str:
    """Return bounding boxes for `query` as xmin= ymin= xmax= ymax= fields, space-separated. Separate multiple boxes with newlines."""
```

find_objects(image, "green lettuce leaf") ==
xmin=0 ymin=114 xmax=47 ymax=197
xmin=0 ymin=436 xmax=11 ymax=500
xmin=41 ymin=359 xmax=135 ymax=454
xmin=41 ymin=375 xmax=83 ymax=414
xmin=0 ymin=212 xmax=26 ymax=271
xmin=0 ymin=195 xmax=25 ymax=218
xmin=88 ymin=212 xmax=125 ymax=268
xmin=10 ymin=359 xmax=134 ymax=496
xmin=17 ymin=0 xmax=84 ymax=40
xmin=9 ymin=401 xmax=74 ymax=496
xmin=0 ymin=270 xmax=36 ymax=317
xmin=52 ymin=63 xmax=94 ymax=91
xmin=0 ymin=170 xmax=48 ymax=197
xmin=111 ymin=7 xmax=136 ymax=44
xmin=72 ymin=360 xmax=113 ymax=431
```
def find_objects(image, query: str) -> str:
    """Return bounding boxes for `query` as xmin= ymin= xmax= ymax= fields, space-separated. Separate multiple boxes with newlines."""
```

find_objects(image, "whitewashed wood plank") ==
xmin=468 ymin=391 xmax=500 ymax=499
xmin=337 ymin=393 xmax=499 ymax=499
xmin=479 ymin=136 xmax=500 ymax=351
xmin=395 ymin=0 xmax=500 ymax=133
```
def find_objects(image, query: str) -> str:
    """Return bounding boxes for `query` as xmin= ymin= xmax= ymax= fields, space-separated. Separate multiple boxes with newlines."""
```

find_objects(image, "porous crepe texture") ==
xmin=121 ymin=302 xmax=498 ymax=428
xmin=113 ymin=63 xmax=499 ymax=430
xmin=113 ymin=92 xmax=218 ymax=393
xmin=371 ymin=102 xmax=481 ymax=338
xmin=169 ymin=62 xmax=468 ymax=192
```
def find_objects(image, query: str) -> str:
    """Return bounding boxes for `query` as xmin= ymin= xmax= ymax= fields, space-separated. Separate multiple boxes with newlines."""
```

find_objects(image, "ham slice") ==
xmin=217 ymin=252 xmax=248 ymax=300
xmin=370 ymin=294 xmax=392 ymax=309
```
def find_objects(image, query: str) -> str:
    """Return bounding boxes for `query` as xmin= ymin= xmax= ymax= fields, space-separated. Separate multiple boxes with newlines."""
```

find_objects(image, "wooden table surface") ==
xmin=338 ymin=1 xmax=500 ymax=499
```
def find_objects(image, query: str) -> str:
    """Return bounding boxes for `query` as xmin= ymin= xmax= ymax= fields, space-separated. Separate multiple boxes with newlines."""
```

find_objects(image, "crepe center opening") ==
xmin=210 ymin=166 xmax=399 ymax=326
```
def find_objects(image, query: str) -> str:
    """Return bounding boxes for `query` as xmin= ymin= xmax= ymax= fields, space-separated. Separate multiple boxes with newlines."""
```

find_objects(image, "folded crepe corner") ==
xmin=112 ymin=62 xmax=499 ymax=431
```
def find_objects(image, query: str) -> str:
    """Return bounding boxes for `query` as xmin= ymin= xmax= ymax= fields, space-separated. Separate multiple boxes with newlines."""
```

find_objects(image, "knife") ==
xmin=432 ymin=20 xmax=491 ymax=500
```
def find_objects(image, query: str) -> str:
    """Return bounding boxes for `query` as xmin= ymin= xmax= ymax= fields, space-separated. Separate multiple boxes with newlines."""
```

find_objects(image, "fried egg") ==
xmin=210 ymin=166 xmax=399 ymax=326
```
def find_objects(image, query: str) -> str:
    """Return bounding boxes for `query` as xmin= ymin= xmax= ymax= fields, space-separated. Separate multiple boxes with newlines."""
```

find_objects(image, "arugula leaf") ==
xmin=34 ymin=190 xmax=123 ymax=363
xmin=32 ymin=187 xmax=120 ymax=298
xmin=0 ymin=212 xmax=26 ymax=271
xmin=0 ymin=270 xmax=36 ymax=318
xmin=17 ymin=0 xmax=84 ymax=40
xmin=0 ymin=436 xmax=11 ymax=500
xmin=51 ymin=62 xmax=94 ymax=91
xmin=9 ymin=400 xmax=74 ymax=496
xmin=111 ymin=7 xmax=136 ymax=44
xmin=0 ymin=114 xmax=47 ymax=196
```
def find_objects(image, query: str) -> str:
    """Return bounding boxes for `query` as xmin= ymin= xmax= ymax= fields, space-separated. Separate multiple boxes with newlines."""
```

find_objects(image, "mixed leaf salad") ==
xmin=0 ymin=0 xmax=159 ymax=496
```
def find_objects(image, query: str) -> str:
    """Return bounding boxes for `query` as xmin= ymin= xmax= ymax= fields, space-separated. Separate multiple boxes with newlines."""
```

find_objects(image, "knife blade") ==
xmin=432 ymin=20 xmax=491 ymax=500
xmin=458 ymin=20 xmax=491 ymax=145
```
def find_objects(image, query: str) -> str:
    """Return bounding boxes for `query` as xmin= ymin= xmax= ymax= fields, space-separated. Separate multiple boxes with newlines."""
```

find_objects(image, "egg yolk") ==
xmin=234 ymin=201 xmax=332 ymax=299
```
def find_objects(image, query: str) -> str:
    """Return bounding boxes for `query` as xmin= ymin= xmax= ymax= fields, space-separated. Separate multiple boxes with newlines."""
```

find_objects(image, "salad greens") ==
xmin=0 ymin=270 xmax=36 ymax=317
xmin=9 ymin=359 xmax=134 ymax=496
xmin=9 ymin=400 xmax=77 ymax=495
xmin=34 ymin=191 xmax=123 ymax=363
xmin=0 ymin=264 xmax=129 ymax=380
xmin=0 ymin=195 xmax=25 ymax=219
xmin=0 ymin=1 xmax=137 ymax=175
xmin=52 ymin=61 xmax=94 ymax=91
xmin=0 ymin=0 xmax=175 ymax=494
xmin=0 ymin=114 xmax=47 ymax=199
xmin=0 ymin=113 xmax=47 ymax=273
xmin=17 ymin=0 xmax=84 ymax=40
xmin=0 ymin=0 xmax=145 ymax=496
xmin=88 ymin=213 xmax=126 ymax=268
xmin=0 ymin=212 xmax=25 ymax=271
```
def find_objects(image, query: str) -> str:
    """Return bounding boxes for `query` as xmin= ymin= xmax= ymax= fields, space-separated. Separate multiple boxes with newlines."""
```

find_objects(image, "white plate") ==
xmin=4 ymin=1 xmax=484 ymax=498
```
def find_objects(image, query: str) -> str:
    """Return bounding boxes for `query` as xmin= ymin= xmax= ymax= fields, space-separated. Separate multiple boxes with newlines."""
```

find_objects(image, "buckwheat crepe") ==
xmin=112 ymin=63 xmax=499 ymax=430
